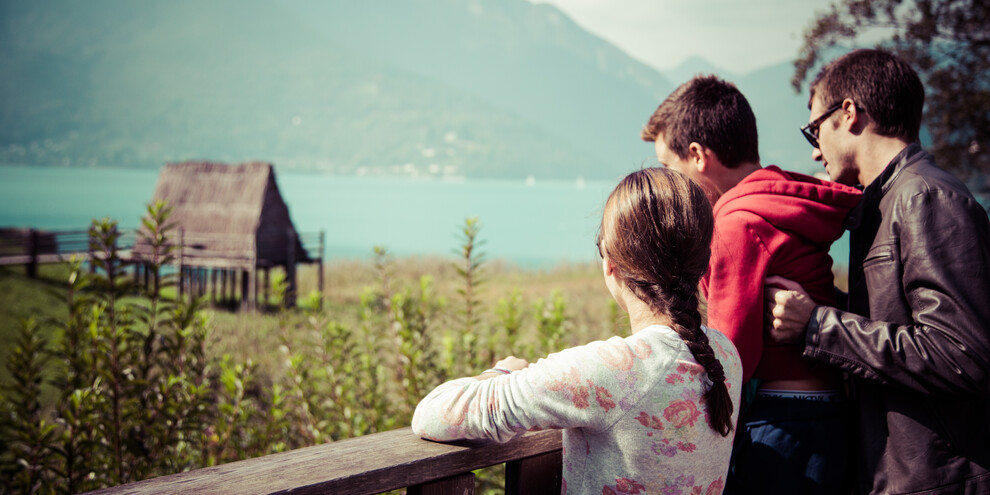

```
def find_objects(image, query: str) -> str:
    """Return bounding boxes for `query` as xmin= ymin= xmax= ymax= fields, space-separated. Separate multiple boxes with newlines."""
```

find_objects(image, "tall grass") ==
xmin=0 ymin=207 xmax=617 ymax=493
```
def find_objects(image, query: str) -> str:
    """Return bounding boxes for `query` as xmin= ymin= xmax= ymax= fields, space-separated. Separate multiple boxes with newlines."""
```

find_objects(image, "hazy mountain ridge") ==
xmin=0 ymin=0 xmax=821 ymax=179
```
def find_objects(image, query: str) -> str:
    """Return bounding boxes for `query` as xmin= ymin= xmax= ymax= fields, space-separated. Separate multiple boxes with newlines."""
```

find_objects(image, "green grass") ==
xmin=0 ymin=264 xmax=72 ymax=386
xmin=0 ymin=257 xmax=616 ymax=388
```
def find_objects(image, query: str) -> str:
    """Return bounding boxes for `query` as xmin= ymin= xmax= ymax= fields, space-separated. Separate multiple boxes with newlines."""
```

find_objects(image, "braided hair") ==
xmin=598 ymin=167 xmax=734 ymax=436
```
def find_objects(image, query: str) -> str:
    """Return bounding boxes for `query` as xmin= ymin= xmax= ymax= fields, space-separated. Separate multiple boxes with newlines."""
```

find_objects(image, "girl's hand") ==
xmin=494 ymin=356 xmax=529 ymax=372
xmin=474 ymin=356 xmax=530 ymax=380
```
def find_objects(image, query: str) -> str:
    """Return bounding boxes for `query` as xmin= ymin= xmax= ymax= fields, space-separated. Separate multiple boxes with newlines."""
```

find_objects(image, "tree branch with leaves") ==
xmin=793 ymin=0 xmax=989 ymax=179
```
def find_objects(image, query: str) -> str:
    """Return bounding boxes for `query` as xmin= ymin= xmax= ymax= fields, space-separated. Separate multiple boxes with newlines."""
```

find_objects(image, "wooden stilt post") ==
xmin=211 ymin=268 xmax=217 ymax=306
xmin=248 ymin=264 xmax=257 ymax=312
xmin=26 ymin=229 xmax=39 ymax=278
xmin=24 ymin=229 xmax=39 ymax=278
xmin=318 ymin=230 xmax=325 ymax=311
xmin=240 ymin=268 xmax=249 ymax=311
xmin=285 ymin=228 xmax=297 ymax=309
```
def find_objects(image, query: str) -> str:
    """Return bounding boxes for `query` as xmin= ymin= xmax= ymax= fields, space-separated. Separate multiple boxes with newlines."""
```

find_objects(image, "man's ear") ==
xmin=842 ymin=98 xmax=863 ymax=130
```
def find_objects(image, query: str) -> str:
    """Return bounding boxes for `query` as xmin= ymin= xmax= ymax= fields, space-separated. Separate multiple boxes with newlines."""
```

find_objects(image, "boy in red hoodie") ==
xmin=641 ymin=75 xmax=862 ymax=494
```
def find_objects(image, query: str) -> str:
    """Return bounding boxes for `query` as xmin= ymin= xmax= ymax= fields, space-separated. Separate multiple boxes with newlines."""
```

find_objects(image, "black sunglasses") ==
xmin=799 ymin=102 xmax=842 ymax=149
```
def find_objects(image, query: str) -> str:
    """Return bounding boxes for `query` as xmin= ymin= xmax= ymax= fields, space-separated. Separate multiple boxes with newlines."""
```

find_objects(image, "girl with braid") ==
xmin=412 ymin=168 xmax=742 ymax=494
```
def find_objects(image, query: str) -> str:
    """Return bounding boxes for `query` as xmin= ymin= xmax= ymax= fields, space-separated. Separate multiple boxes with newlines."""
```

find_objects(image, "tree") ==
xmin=793 ymin=0 xmax=990 ymax=180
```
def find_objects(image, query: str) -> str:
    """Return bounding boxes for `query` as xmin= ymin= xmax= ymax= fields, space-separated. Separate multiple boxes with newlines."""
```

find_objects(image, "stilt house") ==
xmin=144 ymin=161 xmax=322 ymax=309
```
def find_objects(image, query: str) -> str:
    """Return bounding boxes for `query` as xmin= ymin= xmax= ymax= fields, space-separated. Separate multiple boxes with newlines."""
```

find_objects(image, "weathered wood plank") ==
xmin=85 ymin=427 xmax=562 ymax=495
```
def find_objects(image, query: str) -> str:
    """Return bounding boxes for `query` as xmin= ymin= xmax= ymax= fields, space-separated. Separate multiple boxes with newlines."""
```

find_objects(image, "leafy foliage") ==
xmin=793 ymin=0 xmax=990 ymax=178
xmin=0 ymin=206 xmax=601 ymax=494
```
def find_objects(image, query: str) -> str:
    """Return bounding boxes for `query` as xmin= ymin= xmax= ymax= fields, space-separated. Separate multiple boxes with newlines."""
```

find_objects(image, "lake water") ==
xmin=0 ymin=165 xmax=851 ymax=269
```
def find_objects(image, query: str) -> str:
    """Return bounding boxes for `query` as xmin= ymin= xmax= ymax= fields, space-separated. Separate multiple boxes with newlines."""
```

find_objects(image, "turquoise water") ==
xmin=0 ymin=165 xmax=853 ymax=268
xmin=0 ymin=165 xmax=615 ymax=267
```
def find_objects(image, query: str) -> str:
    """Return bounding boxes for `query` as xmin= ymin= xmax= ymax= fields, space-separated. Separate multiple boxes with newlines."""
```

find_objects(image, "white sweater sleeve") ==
xmin=411 ymin=336 xmax=655 ymax=443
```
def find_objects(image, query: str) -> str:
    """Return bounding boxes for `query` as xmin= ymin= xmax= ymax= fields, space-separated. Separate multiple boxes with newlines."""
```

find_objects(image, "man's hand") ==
xmin=764 ymin=276 xmax=816 ymax=345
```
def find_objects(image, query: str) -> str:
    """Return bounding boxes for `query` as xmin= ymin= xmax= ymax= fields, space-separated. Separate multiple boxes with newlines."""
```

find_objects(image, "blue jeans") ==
xmin=724 ymin=393 xmax=851 ymax=495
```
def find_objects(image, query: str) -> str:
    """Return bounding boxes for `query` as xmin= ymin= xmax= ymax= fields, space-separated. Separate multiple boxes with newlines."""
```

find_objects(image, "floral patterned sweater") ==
xmin=411 ymin=325 xmax=742 ymax=494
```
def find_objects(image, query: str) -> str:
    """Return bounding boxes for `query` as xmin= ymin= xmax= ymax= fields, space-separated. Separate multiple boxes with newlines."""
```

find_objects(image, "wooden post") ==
xmin=249 ymin=265 xmax=257 ymax=312
xmin=219 ymin=269 xmax=226 ymax=305
xmin=408 ymin=473 xmax=475 ymax=495
xmin=211 ymin=269 xmax=218 ymax=305
xmin=240 ymin=269 xmax=249 ymax=310
xmin=26 ymin=228 xmax=39 ymax=278
xmin=285 ymin=228 xmax=297 ymax=309
xmin=505 ymin=451 xmax=563 ymax=494
xmin=318 ymin=230 xmax=325 ymax=310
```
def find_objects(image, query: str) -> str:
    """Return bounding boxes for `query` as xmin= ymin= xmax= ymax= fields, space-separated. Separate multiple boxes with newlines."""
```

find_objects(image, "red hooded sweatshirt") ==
xmin=702 ymin=165 xmax=862 ymax=383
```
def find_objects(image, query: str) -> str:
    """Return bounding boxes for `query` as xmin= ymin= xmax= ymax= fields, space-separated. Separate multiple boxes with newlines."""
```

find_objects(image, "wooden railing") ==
xmin=0 ymin=228 xmax=326 ymax=272
xmin=86 ymin=427 xmax=562 ymax=495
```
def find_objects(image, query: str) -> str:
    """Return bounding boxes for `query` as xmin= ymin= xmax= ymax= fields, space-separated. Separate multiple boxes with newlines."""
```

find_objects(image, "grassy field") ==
xmin=209 ymin=256 xmax=619 ymax=381
xmin=0 ymin=256 xmax=618 ymax=389
xmin=1 ymin=253 xmax=844 ymax=386
xmin=0 ymin=264 xmax=72 ymax=386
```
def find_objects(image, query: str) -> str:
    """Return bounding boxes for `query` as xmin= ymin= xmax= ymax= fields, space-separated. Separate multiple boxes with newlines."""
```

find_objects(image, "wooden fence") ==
xmin=0 ymin=227 xmax=325 ymax=310
xmin=85 ymin=427 xmax=563 ymax=495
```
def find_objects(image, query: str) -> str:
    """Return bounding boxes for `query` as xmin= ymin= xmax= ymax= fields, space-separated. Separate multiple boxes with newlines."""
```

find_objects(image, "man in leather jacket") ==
xmin=765 ymin=49 xmax=990 ymax=494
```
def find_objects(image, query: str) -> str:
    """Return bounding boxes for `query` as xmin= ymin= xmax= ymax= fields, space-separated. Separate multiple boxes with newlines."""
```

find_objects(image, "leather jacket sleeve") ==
xmin=804 ymin=186 xmax=990 ymax=396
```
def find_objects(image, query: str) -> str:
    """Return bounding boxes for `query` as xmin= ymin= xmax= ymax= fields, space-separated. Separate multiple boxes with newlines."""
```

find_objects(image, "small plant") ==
xmin=0 ymin=318 xmax=58 ymax=493
xmin=534 ymin=290 xmax=568 ymax=356
xmin=494 ymin=288 xmax=525 ymax=355
xmin=454 ymin=217 xmax=487 ymax=372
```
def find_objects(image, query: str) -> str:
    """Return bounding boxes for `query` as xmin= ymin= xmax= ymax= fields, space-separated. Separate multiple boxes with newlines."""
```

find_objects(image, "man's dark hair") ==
xmin=809 ymin=49 xmax=925 ymax=143
xmin=640 ymin=75 xmax=759 ymax=168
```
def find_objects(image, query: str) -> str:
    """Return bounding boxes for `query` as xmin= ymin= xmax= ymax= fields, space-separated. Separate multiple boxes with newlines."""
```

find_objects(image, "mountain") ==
xmin=651 ymin=58 xmax=820 ymax=177
xmin=661 ymin=56 xmax=738 ymax=89
xmin=0 ymin=0 xmax=677 ymax=179
xmin=735 ymin=61 xmax=822 ymax=176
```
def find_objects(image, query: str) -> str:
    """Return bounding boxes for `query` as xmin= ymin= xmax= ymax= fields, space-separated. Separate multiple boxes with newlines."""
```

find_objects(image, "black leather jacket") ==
xmin=805 ymin=144 xmax=990 ymax=494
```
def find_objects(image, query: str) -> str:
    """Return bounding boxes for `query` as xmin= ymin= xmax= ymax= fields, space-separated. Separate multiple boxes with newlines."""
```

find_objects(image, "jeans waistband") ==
xmin=756 ymin=389 xmax=844 ymax=402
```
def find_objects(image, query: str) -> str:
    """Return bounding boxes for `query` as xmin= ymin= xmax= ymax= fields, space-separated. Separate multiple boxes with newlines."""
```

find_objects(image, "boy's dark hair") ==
xmin=809 ymin=49 xmax=925 ymax=143
xmin=640 ymin=75 xmax=759 ymax=169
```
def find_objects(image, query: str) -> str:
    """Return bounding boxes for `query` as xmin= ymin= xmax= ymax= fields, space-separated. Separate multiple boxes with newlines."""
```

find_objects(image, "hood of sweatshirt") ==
xmin=713 ymin=165 xmax=863 ymax=246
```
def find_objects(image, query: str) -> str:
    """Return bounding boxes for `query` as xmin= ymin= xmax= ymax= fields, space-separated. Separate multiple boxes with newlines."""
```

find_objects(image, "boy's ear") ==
xmin=688 ymin=142 xmax=708 ymax=173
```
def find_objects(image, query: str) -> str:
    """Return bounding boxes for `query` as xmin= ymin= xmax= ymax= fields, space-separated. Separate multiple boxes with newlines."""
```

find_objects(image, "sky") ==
xmin=528 ymin=0 xmax=838 ymax=75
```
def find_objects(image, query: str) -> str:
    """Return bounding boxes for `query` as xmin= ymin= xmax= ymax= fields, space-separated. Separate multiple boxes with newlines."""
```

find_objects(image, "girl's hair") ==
xmin=598 ymin=167 xmax=733 ymax=436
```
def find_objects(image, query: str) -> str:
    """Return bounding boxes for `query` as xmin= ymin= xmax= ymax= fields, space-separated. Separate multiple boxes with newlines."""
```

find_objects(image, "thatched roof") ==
xmin=145 ymin=161 xmax=309 ymax=267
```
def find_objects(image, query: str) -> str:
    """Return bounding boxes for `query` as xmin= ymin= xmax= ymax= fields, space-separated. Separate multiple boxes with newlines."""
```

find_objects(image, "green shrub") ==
xmin=0 ymin=206 xmax=609 ymax=494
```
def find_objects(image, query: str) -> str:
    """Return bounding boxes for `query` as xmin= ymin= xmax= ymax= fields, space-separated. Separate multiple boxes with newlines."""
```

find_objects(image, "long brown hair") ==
xmin=599 ymin=167 xmax=734 ymax=436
